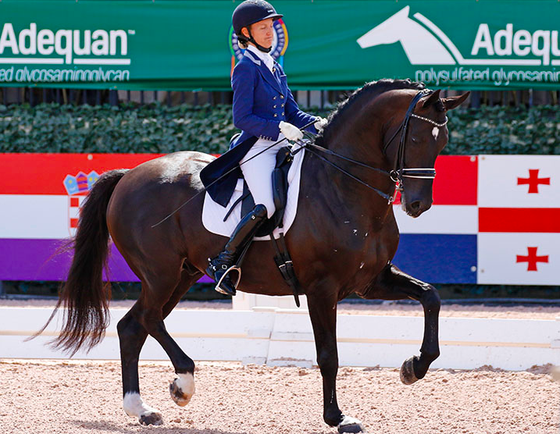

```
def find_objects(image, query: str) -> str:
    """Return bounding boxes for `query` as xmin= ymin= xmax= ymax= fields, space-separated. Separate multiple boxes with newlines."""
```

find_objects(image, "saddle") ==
xmin=223 ymin=145 xmax=302 ymax=307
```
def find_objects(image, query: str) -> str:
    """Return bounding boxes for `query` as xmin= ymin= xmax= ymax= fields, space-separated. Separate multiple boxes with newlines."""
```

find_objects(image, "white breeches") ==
xmin=239 ymin=136 xmax=286 ymax=219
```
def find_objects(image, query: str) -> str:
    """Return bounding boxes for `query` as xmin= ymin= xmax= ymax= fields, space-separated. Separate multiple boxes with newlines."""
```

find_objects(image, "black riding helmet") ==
xmin=232 ymin=0 xmax=283 ymax=53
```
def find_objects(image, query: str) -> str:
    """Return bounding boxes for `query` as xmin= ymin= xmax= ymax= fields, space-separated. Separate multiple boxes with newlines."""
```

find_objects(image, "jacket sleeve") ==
xmin=278 ymin=65 xmax=317 ymax=134
xmin=284 ymin=88 xmax=318 ymax=134
xmin=232 ymin=61 xmax=281 ymax=141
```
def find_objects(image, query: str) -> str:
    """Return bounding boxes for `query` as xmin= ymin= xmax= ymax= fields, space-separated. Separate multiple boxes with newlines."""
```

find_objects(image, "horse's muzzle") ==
xmin=402 ymin=194 xmax=432 ymax=218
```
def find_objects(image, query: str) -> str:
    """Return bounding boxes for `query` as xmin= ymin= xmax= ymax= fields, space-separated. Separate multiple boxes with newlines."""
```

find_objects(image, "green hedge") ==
xmin=1 ymin=102 xmax=559 ymax=155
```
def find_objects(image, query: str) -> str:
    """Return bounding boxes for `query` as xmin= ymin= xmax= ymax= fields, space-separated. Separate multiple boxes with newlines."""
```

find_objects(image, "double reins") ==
xmin=306 ymin=89 xmax=447 ymax=204
xmin=151 ymin=90 xmax=447 ymax=228
xmin=151 ymin=119 xmax=317 ymax=228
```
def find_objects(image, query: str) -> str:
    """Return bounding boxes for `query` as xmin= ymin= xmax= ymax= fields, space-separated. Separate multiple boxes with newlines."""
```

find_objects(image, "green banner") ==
xmin=1 ymin=1 xmax=560 ymax=90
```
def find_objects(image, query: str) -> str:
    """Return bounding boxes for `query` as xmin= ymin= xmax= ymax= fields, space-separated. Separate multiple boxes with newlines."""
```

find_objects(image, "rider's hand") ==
xmin=314 ymin=117 xmax=328 ymax=132
xmin=279 ymin=121 xmax=303 ymax=142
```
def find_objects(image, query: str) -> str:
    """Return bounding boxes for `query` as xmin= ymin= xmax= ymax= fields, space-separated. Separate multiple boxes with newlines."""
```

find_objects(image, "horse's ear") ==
xmin=441 ymin=92 xmax=470 ymax=111
xmin=421 ymin=89 xmax=441 ymax=108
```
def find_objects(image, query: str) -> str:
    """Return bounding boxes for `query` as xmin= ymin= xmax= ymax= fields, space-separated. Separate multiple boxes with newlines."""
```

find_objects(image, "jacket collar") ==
xmin=244 ymin=50 xmax=283 ymax=94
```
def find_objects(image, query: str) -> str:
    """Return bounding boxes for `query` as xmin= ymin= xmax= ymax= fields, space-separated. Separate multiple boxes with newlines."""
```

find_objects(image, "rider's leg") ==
xmin=237 ymin=138 xmax=281 ymax=219
xmin=206 ymin=139 xmax=279 ymax=296
xmin=206 ymin=204 xmax=267 ymax=296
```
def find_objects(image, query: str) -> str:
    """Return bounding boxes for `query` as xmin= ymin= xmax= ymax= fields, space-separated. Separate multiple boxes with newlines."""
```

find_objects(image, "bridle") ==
xmin=151 ymin=90 xmax=447 ymax=228
xmin=305 ymin=89 xmax=448 ymax=204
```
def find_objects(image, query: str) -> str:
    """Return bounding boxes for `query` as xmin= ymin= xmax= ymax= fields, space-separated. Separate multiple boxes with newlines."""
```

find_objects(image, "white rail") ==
xmin=1 ymin=305 xmax=559 ymax=370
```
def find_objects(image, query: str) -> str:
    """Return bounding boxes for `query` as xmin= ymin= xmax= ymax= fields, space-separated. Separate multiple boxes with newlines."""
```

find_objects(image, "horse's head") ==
xmin=385 ymin=89 xmax=469 ymax=218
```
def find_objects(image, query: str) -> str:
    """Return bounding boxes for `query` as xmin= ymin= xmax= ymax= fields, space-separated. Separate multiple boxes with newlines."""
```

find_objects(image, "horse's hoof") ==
xmin=337 ymin=415 xmax=366 ymax=433
xmin=170 ymin=373 xmax=195 ymax=407
xmin=139 ymin=411 xmax=163 ymax=426
xmin=400 ymin=356 xmax=420 ymax=385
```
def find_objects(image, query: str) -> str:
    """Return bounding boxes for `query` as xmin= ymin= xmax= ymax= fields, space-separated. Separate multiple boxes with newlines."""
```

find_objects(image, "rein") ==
xmin=305 ymin=89 xmax=447 ymax=204
xmin=151 ymin=119 xmax=317 ymax=228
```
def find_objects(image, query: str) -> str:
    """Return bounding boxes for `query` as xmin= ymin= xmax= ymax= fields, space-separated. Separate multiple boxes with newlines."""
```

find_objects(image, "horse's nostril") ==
xmin=410 ymin=201 xmax=421 ymax=211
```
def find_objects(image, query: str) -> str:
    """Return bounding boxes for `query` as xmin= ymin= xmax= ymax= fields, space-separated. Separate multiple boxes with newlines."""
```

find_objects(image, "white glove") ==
xmin=279 ymin=121 xmax=303 ymax=142
xmin=314 ymin=117 xmax=328 ymax=132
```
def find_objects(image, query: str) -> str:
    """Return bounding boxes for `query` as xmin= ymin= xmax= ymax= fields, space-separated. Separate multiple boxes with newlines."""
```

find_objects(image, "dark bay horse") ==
xmin=44 ymin=79 xmax=468 ymax=433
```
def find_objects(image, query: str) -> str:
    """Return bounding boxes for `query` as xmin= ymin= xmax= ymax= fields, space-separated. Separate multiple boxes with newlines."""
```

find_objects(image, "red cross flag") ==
xmin=478 ymin=155 xmax=560 ymax=285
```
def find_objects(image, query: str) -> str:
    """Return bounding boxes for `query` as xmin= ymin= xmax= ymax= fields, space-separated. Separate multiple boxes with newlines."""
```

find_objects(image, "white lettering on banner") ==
xmin=0 ymin=23 xmax=132 ymax=65
xmin=0 ymin=24 xmax=19 ymax=54
xmin=359 ymin=7 xmax=560 ymax=70
xmin=9 ymin=66 xmax=130 ymax=83
xmin=471 ymin=24 xmax=494 ymax=56
xmin=37 ymin=29 xmax=54 ymax=55
xmin=415 ymin=66 xmax=560 ymax=86
xmin=19 ymin=23 xmax=36 ymax=55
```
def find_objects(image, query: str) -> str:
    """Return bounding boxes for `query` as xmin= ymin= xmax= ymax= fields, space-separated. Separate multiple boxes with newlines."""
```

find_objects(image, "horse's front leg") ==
xmin=307 ymin=293 xmax=365 ymax=433
xmin=358 ymin=263 xmax=441 ymax=384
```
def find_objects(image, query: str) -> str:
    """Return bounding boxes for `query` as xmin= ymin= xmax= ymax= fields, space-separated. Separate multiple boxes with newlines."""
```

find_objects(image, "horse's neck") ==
xmin=323 ymin=101 xmax=389 ymax=175
xmin=300 ymin=110 xmax=394 ymax=228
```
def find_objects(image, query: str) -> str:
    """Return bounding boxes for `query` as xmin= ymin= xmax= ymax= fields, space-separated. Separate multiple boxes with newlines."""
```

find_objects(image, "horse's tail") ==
xmin=34 ymin=169 xmax=128 ymax=355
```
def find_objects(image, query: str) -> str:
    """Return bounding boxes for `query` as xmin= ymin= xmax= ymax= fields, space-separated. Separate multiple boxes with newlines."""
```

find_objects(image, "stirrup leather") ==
xmin=214 ymin=265 xmax=242 ymax=295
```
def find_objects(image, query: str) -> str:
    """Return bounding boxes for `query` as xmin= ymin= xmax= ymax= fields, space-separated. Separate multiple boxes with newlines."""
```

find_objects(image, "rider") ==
xmin=206 ymin=0 xmax=327 ymax=296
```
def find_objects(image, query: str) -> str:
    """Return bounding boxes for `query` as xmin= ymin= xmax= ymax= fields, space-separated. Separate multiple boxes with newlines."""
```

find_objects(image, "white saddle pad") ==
xmin=202 ymin=147 xmax=305 ymax=241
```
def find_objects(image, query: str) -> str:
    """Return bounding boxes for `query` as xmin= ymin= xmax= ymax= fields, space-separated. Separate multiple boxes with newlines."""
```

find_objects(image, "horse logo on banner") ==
xmin=63 ymin=171 xmax=99 ymax=236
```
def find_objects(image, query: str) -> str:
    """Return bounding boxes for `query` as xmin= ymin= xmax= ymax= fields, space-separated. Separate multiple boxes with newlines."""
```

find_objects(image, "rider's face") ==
xmin=243 ymin=18 xmax=274 ymax=49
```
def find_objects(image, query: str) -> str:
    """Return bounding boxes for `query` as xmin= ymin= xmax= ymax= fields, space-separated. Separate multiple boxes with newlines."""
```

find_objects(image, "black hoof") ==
xmin=139 ymin=411 xmax=163 ymax=426
xmin=400 ymin=356 xmax=420 ymax=385
xmin=338 ymin=416 xmax=365 ymax=433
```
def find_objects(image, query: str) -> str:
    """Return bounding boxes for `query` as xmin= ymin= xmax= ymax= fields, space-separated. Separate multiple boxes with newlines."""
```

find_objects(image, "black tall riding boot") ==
xmin=206 ymin=204 xmax=268 ymax=296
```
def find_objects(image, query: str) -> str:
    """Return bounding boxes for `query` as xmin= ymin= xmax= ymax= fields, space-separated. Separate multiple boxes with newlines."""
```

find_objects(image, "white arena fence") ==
xmin=1 ymin=293 xmax=558 ymax=371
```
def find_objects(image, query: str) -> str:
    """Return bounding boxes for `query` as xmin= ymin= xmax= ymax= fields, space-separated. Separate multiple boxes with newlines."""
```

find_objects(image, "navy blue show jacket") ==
xmin=200 ymin=49 xmax=317 ymax=207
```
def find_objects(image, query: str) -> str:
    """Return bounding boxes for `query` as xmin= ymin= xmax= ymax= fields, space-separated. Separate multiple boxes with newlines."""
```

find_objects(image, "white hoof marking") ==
xmin=123 ymin=392 xmax=161 ymax=419
xmin=338 ymin=415 xmax=365 ymax=433
xmin=173 ymin=373 xmax=196 ymax=406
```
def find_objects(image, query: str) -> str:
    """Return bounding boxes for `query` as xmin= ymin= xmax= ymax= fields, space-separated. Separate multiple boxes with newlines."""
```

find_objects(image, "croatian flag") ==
xmin=0 ymin=153 xmax=161 ymax=281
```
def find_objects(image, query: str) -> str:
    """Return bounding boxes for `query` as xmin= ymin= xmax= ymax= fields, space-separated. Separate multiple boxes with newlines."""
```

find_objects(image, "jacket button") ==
xmin=273 ymin=96 xmax=277 ymax=100
xmin=273 ymin=113 xmax=277 ymax=117
xmin=281 ymin=112 xmax=284 ymax=116
xmin=281 ymin=103 xmax=285 ymax=107
xmin=280 ymin=95 xmax=284 ymax=99
xmin=273 ymin=105 xmax=277 ymax=108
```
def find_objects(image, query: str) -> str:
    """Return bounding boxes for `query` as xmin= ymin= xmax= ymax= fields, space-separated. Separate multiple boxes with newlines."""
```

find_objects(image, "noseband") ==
xmin=306 ymin=89 xmax=448 ymax=204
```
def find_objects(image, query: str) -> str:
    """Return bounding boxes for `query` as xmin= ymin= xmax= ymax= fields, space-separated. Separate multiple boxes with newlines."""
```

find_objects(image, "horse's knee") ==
xmin=421 ymin=285 xmax=440 ymax=312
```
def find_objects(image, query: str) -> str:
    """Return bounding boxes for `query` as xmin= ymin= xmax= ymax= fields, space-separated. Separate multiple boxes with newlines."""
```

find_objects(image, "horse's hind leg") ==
xmin=358 ymin=263 xmax=441 ymax=384
xmin=118 ymin=270 xmax=201 ymax=425
xmin=117 ymin=303 xmax=159 ymax=425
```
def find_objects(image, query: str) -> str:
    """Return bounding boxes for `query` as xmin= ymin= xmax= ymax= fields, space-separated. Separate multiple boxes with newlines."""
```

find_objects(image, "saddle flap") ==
xmin=202 ymin=146 xmax=305 ymax=241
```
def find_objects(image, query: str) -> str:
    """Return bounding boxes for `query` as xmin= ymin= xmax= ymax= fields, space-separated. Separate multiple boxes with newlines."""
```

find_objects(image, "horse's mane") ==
xmin=316 ymin=79 xmax=426 ymax=145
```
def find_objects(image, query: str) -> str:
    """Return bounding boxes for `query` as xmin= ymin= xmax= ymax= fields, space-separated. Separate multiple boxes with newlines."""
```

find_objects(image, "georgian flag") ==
xmin=477 ymin=155 xmax=560 ymax=285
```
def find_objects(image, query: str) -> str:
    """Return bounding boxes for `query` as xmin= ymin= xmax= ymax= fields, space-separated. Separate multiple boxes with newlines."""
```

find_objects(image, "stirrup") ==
xmin=214 ymin=265 xmax=242 ymax=295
